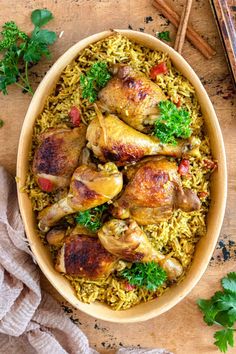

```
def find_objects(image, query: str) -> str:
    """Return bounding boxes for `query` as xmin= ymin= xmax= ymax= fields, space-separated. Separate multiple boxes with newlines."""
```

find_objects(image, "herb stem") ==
xmin=15 ymin=82 xmax=33 ymax=94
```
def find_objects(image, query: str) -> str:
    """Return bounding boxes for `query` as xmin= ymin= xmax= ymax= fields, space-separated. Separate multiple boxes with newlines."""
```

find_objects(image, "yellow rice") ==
xmin=25 ymin=33 xmax=212 ymax=310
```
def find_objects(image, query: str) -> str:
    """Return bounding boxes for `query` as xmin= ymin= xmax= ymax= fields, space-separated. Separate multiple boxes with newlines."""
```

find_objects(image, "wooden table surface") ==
xmin=0 ymin=1 xmax=235 ymax=353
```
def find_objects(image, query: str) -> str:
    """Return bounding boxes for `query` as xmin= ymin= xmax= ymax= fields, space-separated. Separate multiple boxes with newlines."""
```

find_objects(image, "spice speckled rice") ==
xmin=25 ymin=33 xmax=212 ymax=310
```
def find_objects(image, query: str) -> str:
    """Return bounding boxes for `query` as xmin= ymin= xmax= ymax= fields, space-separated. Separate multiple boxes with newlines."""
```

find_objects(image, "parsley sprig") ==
xmin=120 ymin=261 xmax=167 ymax=291
xmin=0 ymin=9 xmax=57 ymax=95
xmin=156 ymin=31 xmax=171 ymax=42
xmin=80 ymin=61 xmax=111 ymax=103
xmin=75 ymin=204 xmax=108 ymax=232
xmin=197 ymin=272 xmax=236 ymax=353
xmin=154 ymin=100 xmax=192 ymax=145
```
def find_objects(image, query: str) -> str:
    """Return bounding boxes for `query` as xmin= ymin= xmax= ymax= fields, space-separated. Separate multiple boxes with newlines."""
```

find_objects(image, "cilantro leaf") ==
xmin=214 ymin=329 xmax=234 ymax=353
xmin=0 ymin=9 xmax=56 ymax=95
xmin=120 ymin=261 xmax=167 ymax=291
xmin=75 ymin=204 xmax=108 ymax=232
xmin=156 ymin=31 xmax=171 ymax=42
xmin=153 ymin=100 xmax=192 ymax=145
xmin=222 ymin=272 xmax=236 ymax=294
xmin=197 ymin=272 xmax=236 ymax=353
xmin=31 ymin=9 xmax=53 ymax=28
xmin=80 ymin=61 xmax=111 ymax=102
xmin=0 ymin=119 xmax=4 ymax=127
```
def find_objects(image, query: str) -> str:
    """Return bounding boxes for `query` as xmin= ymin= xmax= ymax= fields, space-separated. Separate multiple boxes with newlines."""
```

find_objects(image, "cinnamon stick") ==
xmin=174 ymin=0 xmax=193 ymax=54
xmin=153 ymin=0 xmax=216 ymax=59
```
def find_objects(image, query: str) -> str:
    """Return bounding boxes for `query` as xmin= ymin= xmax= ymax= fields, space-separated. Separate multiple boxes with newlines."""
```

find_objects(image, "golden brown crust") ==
xmin=62 ymin=235 xmax=117 ymax=279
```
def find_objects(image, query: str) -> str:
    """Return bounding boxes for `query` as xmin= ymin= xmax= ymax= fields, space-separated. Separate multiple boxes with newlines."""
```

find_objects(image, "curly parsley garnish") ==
xmin=156 ymin=31 xmax=171 ymax=42
xmin=197 ymin=272 xmax=236 ymax=353
xmin=120 ymin=261 xmax=167 ymax=291
xmin=0 ymin=9 xmax=57 ymax=95
xmin=75 ymin=204 xmax=108 ymax=232
xmin=80 ymin=61 xmax=111 ymax=103
xmin=154 ymin=100 xmax=192 ymax=145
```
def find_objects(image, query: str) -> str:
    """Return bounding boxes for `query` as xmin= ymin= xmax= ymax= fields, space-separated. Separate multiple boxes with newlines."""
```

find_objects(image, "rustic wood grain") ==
xmin=0 ymin=0 xmax=235 ymax=353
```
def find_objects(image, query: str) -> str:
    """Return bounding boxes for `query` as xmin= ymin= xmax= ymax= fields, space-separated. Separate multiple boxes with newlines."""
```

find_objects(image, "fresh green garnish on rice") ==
xmin=80 ymin=61 xmax=111 ymax=103
xmin=75 ymin=204 xmax=108 ymax=232
xmin=120 ymin=261 xmax=167 ymax=291
xmin=0 ymin=9 xmax=57 ymax=95
xmin=156 ymin=31 xmax=171 ymax=42
xmin=154 ymin=100 xmax=192 ymax=145
xmin=197 ymin=272 xmax=236 ymax=353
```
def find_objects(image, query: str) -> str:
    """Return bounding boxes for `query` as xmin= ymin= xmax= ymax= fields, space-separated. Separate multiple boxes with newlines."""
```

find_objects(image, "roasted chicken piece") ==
xmin=33 ymin=126 xmax=86 ymax=192
xmin=98 ymin=219 xmax=183 ymax=281
xmin=86 ymin=110 xmax=199 ymax=166
xmin=112 ymin=157 xmax=201 ymax=224
xmin=56 ymin=235 xmax=118 ymax=279
xmin=98 ymin=64 xmax=167 ymax=132
xmin=38 ymin=162 xmax=123 ymax=232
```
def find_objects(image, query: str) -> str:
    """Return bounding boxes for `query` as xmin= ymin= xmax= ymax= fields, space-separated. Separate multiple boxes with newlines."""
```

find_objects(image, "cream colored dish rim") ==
xmin=16 ymin=29 xmax=227 ymax=323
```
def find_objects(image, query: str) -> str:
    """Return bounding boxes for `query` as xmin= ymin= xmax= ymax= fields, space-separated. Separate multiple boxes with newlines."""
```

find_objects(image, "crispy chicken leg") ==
xmin=112 ymin=157 xmax=201 ymax=224
xmin=98 ymin=219 xmax=183 ymax=280
xmin=56 ymin=235 xmax=118 ymax=279
xmin=86 ymin=111 xmax=199 ymax=165
xmin=98 ymin=64 xmax=167 ymax=132
xmin=33 ymin=126 xmax=86 ymax=191
xmin=38 ymin=162 xmax=123 ymax=232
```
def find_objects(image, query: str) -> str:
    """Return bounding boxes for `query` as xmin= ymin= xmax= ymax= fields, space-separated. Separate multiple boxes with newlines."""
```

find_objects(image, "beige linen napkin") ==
xmin=0 ymin=166 xmax=172 ymax=354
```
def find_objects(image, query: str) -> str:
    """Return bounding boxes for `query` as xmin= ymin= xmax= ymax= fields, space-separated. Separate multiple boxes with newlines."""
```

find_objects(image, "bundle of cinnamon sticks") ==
xmin=153 ymin=0 xmax=216 ymax=59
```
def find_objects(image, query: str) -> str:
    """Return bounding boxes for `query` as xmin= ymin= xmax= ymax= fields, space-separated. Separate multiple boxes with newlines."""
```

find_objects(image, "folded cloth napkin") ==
xmin=0 ymin=166 xmax=172 ymax=354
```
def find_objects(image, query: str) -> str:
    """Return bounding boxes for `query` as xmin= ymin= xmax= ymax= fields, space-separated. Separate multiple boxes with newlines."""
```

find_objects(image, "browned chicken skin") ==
xmin=33 ymin=126 xmax=86 ymax=191
xmin=98 ymin=219 xmax=183 ymax=281
xmin=55 ymin=235 xmax=118 ymax=279
xmin=86 ymin=110 xmax=199 ymax=166
xmin=98 ymin=64 xmax=167 ymax=132
xmin=112 ymin=157 xmax=201 ymax=224
xmin=38 ymin=162 xmax=123 ymax=232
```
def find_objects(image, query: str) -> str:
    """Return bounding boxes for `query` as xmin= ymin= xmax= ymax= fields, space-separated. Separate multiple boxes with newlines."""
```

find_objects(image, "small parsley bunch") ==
xmin=80 ymin=61 xmax=111 ymax=103
xmin=197 ymin=272 xmax=236 ymax=353
xmin=0 ymin=9 xmax=57 ymax=95
xmin=154 ymin=100 xmax=192 ymax=145
xmin=75 ymin=204 xmax=108 ymax=232
xmin=120 ymin=261 xmax=167 ymax=291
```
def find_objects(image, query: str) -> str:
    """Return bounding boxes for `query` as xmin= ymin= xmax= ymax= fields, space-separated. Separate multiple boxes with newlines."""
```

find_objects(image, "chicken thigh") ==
xmin=38 ymin=162 xmax=123 ymax=232
xmin=86 ymin=110 xmax=199 ymax=166
xmin=56 ymin=235 xmax=118 ymax=279
xmin=33 ymin=125 xmax=86 ymax=192
xmin=112 ymin=157 xmax=201 ymax=224
xmin=98 ymin=64 xmax=167 ymax=132
xmin=98 ymin=219 xmax=183 ymax=281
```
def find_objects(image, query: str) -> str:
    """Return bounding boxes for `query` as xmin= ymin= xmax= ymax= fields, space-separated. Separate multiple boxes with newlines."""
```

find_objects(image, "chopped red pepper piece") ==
xmin=124 ymin=282 xmax=136 ymax=291
xmin=203 ymin=159 xmax=218 ymax=171
xmin=175 ymin=98 xmax=181 ymax=108
xmin=198 ymin=191 xmax=209 ymax=199
xmin=38 ymin=177 xmax=54 ymax=192
xmin=149 ymin=62 xmax=168 ymax=80
xmin=69 ymin=106 xmax=81 ymax=127
xmin=178 ymin=159 xmax=190 ymax=176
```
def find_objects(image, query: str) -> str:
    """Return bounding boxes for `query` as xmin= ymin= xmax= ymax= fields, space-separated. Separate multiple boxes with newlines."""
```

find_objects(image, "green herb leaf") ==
xmin=153 ymin=100 xmax=192 ymax=145
xmin=75 ymin=204 xmax=108 ymax=232
xmin=0 ymin=119 xmax=4 ymax=127
xmin=214 ymin=329 xmax=234 ymax=353
xmin=156 ymin=31 xmax=171 ymax=42
xmin=222 ymin=272 xmax=236 ymax=294
xmin=197 ymin=272 xmax=236 ymax=353
xmin=0 ymin=9 xmax=57 ymax=95
xmin=31 ymin=9 xmax=53 ymax=28
xmin=120 ymin=261 xmax=167 ymax=291
xmin=80 ymin=61 xmax=111 ymax=103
